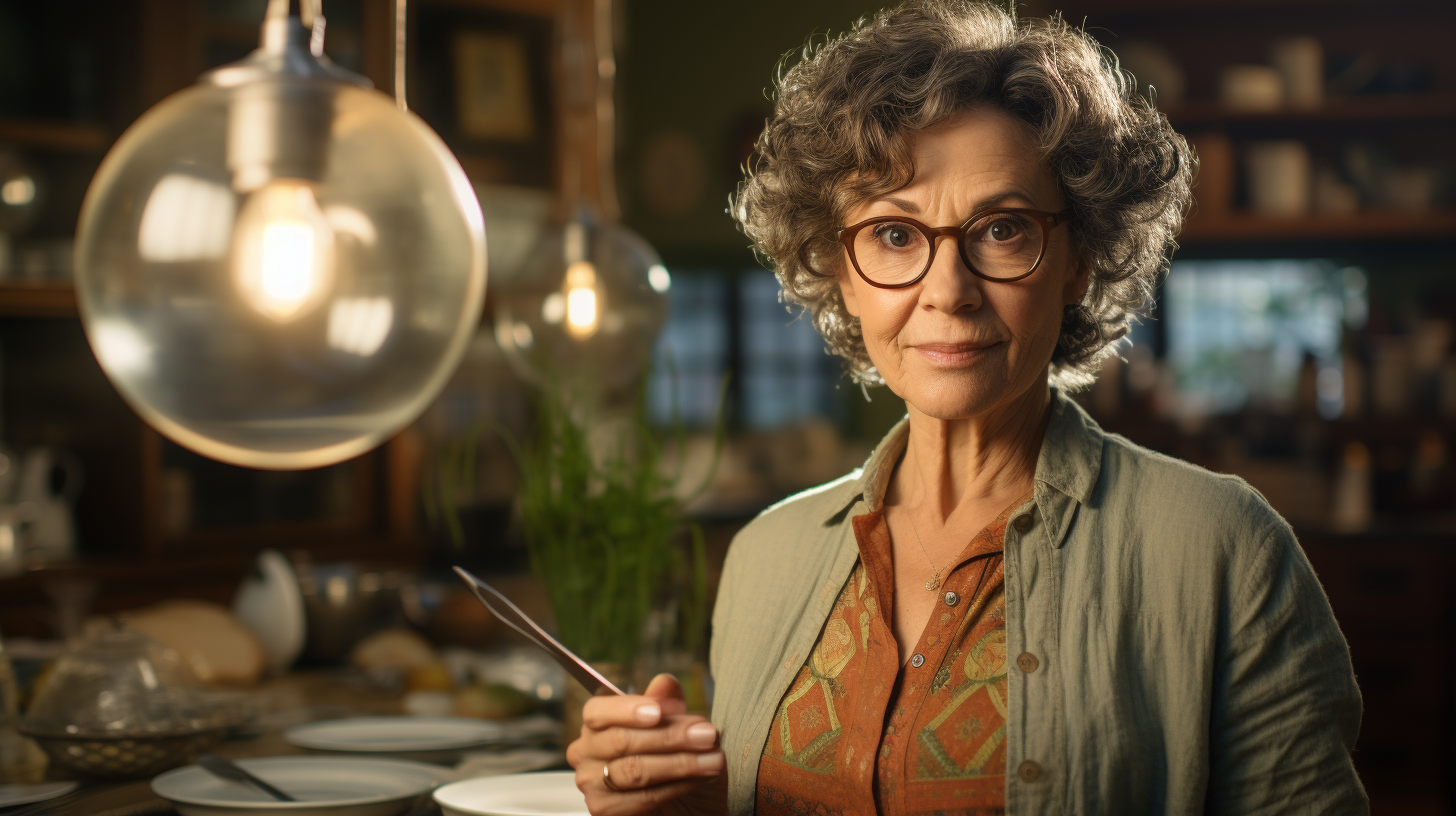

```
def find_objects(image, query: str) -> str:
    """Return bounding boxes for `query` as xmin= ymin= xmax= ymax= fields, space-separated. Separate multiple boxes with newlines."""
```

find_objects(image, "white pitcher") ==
xmin=16 ymin=448 xmax=81 ymax=565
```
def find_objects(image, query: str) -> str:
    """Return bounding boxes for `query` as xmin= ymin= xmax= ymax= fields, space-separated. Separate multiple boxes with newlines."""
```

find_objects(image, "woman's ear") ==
xmin=1063 ymin=256 xmax=1092 ymax=306
xmin=836 ymin=261 xmax=862 ymax=318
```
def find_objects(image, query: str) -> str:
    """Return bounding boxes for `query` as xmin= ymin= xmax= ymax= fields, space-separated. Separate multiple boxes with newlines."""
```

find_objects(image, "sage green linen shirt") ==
xmin=709 ymin=390 xmax=1366 ymax=815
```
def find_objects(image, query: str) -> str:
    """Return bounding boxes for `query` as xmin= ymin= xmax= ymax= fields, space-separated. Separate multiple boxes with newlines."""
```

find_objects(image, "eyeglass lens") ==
xmin=852 ymin=211 xmax=1046 ymax=284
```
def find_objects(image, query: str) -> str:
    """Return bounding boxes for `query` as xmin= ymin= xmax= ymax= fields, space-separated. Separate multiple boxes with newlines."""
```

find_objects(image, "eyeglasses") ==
xmin=837 ymin=207 xmax=1071 ymax=288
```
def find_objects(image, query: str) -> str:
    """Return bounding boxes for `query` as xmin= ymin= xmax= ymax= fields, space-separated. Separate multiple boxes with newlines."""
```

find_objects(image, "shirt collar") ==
xmin=821 ymin=387 xmax=1104 ymax=524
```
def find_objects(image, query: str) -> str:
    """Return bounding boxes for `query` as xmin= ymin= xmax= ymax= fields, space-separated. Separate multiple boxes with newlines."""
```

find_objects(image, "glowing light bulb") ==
xmin=233 ymin=180 xmax=335 ymax=321
xmin=1 ymin=176 xmax=34 ymax=206
xmin=494 ymin=215 xmax=666 ymax=394
xmin=564 ymin=261 xmax=601 ymax=339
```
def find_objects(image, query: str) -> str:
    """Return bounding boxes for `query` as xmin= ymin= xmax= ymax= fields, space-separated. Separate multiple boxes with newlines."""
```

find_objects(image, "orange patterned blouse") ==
xmin=755 ymin=498 xmax=1022 ymax=816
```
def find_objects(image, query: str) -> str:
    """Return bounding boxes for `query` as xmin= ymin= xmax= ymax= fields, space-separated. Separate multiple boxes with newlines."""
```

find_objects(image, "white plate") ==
xmin=434 ymin=771 xmax=585 ymax=816
xmin=285 ymin=717 xmax=508 ymax=753
xmin=152 ymin=756 xmax=442 ymax=816
xmin=0 ymin=781 xmax=78 ymax=807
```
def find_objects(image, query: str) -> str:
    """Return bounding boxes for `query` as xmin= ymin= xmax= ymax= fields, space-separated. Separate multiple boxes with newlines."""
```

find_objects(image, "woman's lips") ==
xmin=911 ymin=341 xmax=1002 ymax=366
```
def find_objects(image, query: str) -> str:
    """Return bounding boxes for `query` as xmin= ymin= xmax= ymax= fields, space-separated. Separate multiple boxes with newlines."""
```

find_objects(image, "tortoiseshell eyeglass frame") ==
xmin=836 ymin=207 xmax=1071 ymax=288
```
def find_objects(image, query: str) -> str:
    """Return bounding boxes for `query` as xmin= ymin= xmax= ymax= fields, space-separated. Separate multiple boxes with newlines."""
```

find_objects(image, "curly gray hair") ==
xmin=732 ymin=0 xmax=1194 ymax=389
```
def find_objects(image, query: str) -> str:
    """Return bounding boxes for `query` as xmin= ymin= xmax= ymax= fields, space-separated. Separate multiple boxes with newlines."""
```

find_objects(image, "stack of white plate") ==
xmin=284 ymin=716 xmax=509 ymax=764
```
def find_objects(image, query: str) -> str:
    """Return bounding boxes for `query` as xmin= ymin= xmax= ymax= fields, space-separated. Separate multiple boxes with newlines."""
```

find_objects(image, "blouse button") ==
xmin=1013 ymin=514 xmax=1034 ymax=533
xmin=943 ymin=591 xmax=960 ymax=606
xmin=1017 ymin=652 xmax=1040 ymax=673
xmin=1018 ymin=760 xmax=1042 ymax=782
xmin=910 ymin=653 xmax=925 ymax=668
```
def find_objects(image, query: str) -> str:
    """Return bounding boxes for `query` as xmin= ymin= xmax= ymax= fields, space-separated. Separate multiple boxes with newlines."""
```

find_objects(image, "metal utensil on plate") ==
xmin=452 ymin=567 xmax=624 ymax=696
xmin=195 ymin=753 xmax=296 ymax=802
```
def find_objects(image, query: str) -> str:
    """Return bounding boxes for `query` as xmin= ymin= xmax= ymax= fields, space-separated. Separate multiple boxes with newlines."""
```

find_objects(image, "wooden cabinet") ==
xmin=1035 ymin=0 xmax=1456 ymax=249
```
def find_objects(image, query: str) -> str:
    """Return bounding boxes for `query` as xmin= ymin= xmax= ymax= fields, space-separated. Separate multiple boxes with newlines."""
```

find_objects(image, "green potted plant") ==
xmin=509 ymin=378 xmax=723 ymax=735
xmin=426 ymin=370 xmax=724 ymax=734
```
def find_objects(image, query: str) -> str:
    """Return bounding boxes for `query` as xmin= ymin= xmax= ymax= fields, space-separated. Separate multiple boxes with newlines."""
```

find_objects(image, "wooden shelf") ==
xmin=1167 ymin=94 xmax=1456 ymax=127
xmin=0 ymin=280 xmax=78 ymax=317
xmin=1179 ymin=211 xmax=1456 ymax=242
xmin=0 ymin=119 xmax=109 ymax=154
xmin=1052 ymin=0 xmax=1448 ymax=14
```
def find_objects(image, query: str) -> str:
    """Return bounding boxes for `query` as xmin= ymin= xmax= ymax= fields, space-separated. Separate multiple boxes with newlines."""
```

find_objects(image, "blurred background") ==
xmin=0 ymin=0 xmax=1450 ymax=812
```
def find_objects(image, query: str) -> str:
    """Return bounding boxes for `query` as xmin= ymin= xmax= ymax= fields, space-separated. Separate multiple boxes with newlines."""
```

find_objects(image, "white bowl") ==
xmin=433 ymin=771 xmax=586 ymax=816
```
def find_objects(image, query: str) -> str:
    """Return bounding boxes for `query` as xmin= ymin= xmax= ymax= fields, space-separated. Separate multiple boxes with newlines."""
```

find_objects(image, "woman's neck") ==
xmin=892 ymin=383 xmax=1052 ymax=524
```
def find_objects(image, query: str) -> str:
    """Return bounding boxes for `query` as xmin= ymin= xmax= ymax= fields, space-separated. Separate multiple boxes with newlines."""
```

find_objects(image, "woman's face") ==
xmin=836 ymin=107 xmax=1089 ymax=421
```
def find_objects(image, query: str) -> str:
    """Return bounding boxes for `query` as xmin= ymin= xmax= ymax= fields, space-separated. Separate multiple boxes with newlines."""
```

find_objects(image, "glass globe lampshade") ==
xmin=493 ymin=213 xmax=668 ymax=395
xmin=74 ymin=14 xmax=486 ymax=469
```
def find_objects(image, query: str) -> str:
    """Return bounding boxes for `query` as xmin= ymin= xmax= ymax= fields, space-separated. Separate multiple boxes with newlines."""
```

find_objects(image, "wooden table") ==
xmin=13 ymin=671 xmax=558 ymax=816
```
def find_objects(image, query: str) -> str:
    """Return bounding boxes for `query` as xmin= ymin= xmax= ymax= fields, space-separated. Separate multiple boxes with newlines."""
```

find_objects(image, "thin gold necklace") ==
xmin=903 ymin=509 xmax=951 ymax=592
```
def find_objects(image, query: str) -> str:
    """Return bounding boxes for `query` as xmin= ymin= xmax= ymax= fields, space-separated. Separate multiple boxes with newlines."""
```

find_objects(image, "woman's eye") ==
xmin=873 ymin=224 xmax=915 ymax=248
xmin=985 ymin=219 xmax=1025 ymax=242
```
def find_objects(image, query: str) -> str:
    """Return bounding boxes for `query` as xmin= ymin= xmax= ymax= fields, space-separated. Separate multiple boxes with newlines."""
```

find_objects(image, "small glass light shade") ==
xmin=74 ymin=21 xmax=486 ymax=470
xmin=493 ymin=215 xmax=667 ymax=395
xmin=0 ymin=150 xmax=42 ymax=235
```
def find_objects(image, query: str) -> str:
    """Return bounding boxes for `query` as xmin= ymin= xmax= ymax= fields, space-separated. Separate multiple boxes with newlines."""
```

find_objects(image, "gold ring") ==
xmin=602 ymin=763 xmax=623 ymax=792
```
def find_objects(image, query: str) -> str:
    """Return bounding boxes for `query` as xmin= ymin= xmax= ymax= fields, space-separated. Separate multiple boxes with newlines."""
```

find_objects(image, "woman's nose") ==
xmin=918 ymin=235 xmax=983 ymax=313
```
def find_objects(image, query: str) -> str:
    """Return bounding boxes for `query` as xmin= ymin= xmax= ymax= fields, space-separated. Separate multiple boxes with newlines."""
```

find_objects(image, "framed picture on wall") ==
xmin=410 ymin=3 xmax=555 ymax=188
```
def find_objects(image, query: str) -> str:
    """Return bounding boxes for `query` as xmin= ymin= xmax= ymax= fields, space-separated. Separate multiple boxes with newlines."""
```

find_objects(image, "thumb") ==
xmin=643 ymin=673 xmax=686 ymax=704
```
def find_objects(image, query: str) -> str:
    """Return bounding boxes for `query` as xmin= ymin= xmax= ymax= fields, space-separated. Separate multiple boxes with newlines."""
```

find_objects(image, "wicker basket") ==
xmin=17 ymin=724 xmax=232 ymax=779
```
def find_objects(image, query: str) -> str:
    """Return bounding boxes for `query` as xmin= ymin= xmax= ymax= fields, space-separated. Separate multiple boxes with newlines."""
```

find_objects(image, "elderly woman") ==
xmin=567 ymin=2 xmax=1366 ymax=814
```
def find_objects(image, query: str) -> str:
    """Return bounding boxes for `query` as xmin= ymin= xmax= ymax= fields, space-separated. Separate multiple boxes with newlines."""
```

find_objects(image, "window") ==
xmin=649 ymin=271 xmax=731 ymax=427
xmin=1162 ymin=259 xmax=1366 ymax=418
xmin=739 ymin=271 xmax=841 ymax=429
xmin=648 ymin=270 xmax=843 ymax=429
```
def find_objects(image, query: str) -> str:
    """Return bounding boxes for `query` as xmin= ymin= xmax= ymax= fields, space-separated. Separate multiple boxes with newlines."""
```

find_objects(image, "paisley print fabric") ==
xmin=756 ymin=499 xmax=1021 ymax=816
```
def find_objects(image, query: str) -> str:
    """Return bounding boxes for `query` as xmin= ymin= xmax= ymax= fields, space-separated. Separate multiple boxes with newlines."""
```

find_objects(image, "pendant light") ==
xmin=493 ymin=0 xmax=667 ymax=398
xmin=74 ymin=0 xmax=486 ymax=470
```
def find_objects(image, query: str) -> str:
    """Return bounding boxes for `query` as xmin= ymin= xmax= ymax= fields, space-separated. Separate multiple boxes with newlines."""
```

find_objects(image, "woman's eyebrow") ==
xmin=972 ymin=190 xmax=1037 ymax=211
xmin=868 ymin=189 xmax=1039 ymax=217
xmin=873 ymin=195 xmax=921 ymax=213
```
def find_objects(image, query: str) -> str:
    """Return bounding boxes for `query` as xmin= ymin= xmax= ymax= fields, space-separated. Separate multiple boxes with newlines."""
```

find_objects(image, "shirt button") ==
xmin=1013 ymin=514 xmax=1034 ymax=532
xmin=1018 ymin=760 xmax=1042 ymax=782
xmin=944 ymin=591 xmax=960 ymax=606
xmin=1017 ymin=652 xmax=1040 ymax=673
xmin=910 ymin=653 xmax=925 ymax=668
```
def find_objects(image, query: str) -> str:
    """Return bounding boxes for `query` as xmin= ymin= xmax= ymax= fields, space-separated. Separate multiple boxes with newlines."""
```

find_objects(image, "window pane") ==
xmin=740 ymin=271 xmax=839 ymax=428
xmin=649 ymin=271 xmax=730 ymax=427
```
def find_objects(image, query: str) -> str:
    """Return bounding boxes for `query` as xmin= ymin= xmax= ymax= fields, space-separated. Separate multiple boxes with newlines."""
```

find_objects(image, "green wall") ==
xmin=617 ymin=1 xmax=890 ymax=262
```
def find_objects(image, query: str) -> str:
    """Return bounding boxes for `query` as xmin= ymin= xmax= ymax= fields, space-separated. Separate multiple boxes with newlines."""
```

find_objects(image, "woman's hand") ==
xmin=567 ymin=673 xmax=726 ymax=816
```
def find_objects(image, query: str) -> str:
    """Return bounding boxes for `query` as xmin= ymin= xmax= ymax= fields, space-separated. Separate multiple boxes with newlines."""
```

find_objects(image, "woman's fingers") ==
xmin=641 ymin=672 xmax=684 ymax=702
xmin=580 ymin=778 xmax=704 ymax=816
xmin=566 ymin=673 xmax=722 ymax=815
xmin=568 ymin=713 xmax=719 ymax=766
xmin=581 ymin=692 xmax=688 ymax=732
xmin=602 ymin=749 xmax=725 ymax=789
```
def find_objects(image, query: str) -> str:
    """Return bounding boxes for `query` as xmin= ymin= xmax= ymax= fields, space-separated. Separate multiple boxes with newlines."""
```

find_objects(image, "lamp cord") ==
xmin=394 ymin=0 xmax=408 ymax=110
xmin=266 ymin=0 xmax=319 ymax=28
xmin=591 ymin=0 xmax=619 ymax=220
xmin=263 ymin=0 xmax=401 ymax=107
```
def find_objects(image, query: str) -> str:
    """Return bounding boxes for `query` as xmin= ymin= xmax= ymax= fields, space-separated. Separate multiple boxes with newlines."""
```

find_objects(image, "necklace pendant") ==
xmin=925 ymin=573 xmax=941 ymax=592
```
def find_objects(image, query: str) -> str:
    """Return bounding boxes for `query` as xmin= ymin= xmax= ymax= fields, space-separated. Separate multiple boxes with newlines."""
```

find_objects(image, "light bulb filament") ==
xmin=563 ymin=260 xmax=600 ymax=339
xmin=233 ymin=180 xmax=335 ymax=322
xmin=260 ymin=221 xmax=317 ymax=305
